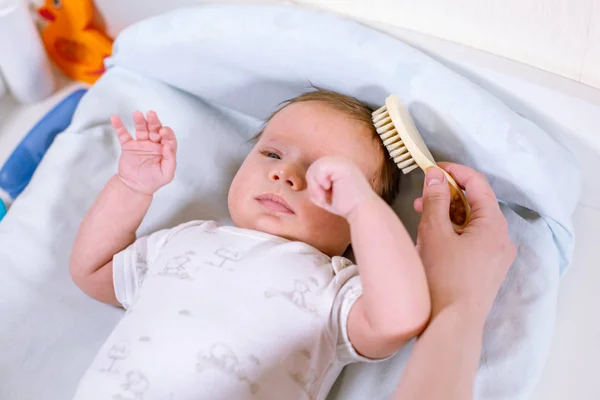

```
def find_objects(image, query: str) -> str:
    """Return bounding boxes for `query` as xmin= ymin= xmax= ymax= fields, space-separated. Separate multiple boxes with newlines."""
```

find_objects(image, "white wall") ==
xmin=91 ymin=0 xmax=600 ymax=90
xmin=300 ymin=0 xmax=600 ymax=89
xmin=581 ymin=0 xmax=600 ymax=88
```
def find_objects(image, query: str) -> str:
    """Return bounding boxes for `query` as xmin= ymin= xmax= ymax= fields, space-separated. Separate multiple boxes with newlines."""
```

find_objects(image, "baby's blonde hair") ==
xmin=252 ymin=88 xmax=401 ymax=205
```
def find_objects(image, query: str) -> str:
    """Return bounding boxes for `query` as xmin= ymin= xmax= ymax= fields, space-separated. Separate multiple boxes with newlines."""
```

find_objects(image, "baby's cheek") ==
xmin=228 ymin=175 xmax=249 ymax=220
xmin=303 ymin=203 xmax=350 ymax=241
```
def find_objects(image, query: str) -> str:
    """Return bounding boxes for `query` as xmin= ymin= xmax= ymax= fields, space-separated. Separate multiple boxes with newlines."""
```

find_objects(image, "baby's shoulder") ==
xmin=167 ymin=220 xmax=217 ymax=234
xmin=286 ymin=249 xmax=356 ymax=275
xmin=153 ymin=220 xmax=218 ymax=245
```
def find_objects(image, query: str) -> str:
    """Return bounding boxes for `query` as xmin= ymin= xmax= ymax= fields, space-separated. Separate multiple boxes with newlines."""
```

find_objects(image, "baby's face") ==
xmin=228 ymin=101 xmax=382 ymax=256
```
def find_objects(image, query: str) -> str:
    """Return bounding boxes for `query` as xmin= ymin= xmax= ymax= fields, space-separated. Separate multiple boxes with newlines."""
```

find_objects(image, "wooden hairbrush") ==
xmin=372 ymin=94 xmax=470 ymax=229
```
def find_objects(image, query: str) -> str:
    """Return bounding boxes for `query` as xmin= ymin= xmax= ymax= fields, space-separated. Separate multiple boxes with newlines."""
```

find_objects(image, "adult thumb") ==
xmin=421 ymin=167 xmax=453 ymax=232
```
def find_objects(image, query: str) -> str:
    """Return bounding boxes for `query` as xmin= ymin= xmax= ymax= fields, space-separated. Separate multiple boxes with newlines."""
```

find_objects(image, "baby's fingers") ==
xmin=159 ymin=126 xmax=177 ymax=153
xmin=146 ymin=111 xmax=162 ymax=143
xmin=316 ymin=172 xmax=332 ymax=191
xmin=111 ymin=115 xmax=132 ymax=146
xmin=308 ymin=180 xmax=329 ymax=210
xmin=161 ymin=142 xmax=177 ymax=181
xmin=307 ymin=167 xmax=332 ymax=211
xmin=309 ymin=162 xmax=333 ymax=191
xmin=132 ymin=111 xmax=149 ymax=140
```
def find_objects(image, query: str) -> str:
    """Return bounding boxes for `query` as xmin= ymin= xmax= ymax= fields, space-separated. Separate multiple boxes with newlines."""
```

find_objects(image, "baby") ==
xmin=70 ymin=89 xmax=430 ymax=400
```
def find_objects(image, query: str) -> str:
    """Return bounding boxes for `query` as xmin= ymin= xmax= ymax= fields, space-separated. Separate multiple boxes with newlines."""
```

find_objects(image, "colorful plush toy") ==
xmin=38 ymin=0 xmax=113 ymax=84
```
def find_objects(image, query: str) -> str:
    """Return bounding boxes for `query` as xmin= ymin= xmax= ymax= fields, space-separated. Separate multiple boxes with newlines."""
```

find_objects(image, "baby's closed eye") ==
xmin=261 ymin=150 xmax=281 ymax=160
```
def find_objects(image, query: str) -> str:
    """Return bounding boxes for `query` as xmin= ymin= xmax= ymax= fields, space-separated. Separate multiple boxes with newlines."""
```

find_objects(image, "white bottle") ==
xmin=0 ymin=0 xmax=55 ymax=103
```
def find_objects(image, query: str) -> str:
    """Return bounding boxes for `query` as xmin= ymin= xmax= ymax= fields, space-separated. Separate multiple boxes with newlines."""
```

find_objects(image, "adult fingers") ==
xmin=132 ymin=111 xmax=149 ymax=140
xmin=437 ymin=162 xmax=503 ymax=222
xmin=420 ymin=167 xmax=454 ymax=235
xmin=111 ymin=115 xmax=132 ymax=146
xmin=413 ymin=197 xmax=423 ymax=213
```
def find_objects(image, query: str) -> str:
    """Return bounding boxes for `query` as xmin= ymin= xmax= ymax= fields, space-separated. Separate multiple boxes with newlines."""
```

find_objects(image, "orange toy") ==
xmin=38 ymin=0 xmax=113 ymax=84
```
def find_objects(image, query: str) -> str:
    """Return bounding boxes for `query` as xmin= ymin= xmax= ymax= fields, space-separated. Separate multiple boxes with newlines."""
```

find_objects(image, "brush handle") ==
xmin=438 ymin=167 xmax=470 ymax=229
xmin=423 ymin=165 xmax=470 ymax=229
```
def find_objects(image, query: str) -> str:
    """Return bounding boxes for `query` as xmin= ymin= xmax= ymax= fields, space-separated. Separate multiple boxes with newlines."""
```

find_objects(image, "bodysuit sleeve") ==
xmin=111 ymin=228 xmax=172 ymax=309
xmin=330 ymin=256 xmax=395 ymax=364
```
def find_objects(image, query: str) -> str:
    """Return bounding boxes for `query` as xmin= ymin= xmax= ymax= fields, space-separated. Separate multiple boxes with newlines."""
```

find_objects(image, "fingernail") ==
xmin=426 ymin=168 xmax=445 ymax=186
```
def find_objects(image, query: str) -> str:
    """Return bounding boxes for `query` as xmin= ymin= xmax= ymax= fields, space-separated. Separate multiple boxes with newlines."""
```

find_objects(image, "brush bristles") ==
xmin=372 ymin=105 xmax=418 ymax=174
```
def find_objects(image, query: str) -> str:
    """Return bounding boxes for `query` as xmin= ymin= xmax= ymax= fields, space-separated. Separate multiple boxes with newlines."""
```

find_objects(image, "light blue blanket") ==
xmin=0 ymin=5 xmax=580 ymax=399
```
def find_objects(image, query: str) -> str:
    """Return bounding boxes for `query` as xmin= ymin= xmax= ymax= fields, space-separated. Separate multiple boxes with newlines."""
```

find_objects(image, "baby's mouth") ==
xmin=256 ymin=193 xmax=295 ymax=214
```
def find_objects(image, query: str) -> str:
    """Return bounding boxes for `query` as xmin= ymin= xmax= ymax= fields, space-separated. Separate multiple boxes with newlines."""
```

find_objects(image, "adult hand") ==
xmin=393 ymin=163 xmax=517 ymax=400
xmin=413 ymin=163 xmax=516 ymax=320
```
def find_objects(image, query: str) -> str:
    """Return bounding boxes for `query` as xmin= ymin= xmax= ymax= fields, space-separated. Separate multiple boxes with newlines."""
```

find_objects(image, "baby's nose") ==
xmin=269 ymin=168 xmax=304 ymax=190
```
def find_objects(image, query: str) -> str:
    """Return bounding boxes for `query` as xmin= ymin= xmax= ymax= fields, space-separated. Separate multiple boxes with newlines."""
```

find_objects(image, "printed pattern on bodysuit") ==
xmin=75 ymin=221 xmax=368 ymax=400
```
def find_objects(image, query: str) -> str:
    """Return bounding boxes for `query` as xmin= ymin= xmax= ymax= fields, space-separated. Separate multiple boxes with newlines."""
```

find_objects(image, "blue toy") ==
xmin=0 ymin=88 xmax=87 ymax=200
xmin=0 ymin=199 xmax=6 ymax=221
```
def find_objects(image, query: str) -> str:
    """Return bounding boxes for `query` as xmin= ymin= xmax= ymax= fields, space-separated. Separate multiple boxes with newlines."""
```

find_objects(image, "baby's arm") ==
xmin=345 ymin=192 xmax=430 ymax=358
xmin=69 ymin=111 xmax=177 ymax=306
xmin=307 ymin=157 xmax=430 ymax=359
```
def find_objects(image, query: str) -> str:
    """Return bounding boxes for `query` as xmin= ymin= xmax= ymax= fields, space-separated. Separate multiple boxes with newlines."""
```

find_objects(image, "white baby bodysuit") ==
xmin=73 ymin=220 xmax=378 ymax=400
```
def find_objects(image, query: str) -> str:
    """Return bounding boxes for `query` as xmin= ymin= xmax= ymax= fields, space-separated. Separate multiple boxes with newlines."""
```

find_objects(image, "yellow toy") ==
xmin=38 ymin=0 xmax=113 ymax=84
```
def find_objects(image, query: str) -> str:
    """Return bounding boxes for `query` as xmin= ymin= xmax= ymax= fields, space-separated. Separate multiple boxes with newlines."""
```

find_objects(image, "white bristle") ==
xmin=383 ymin=136 xmax=401 ymax=147
xmin=374 ymin=116 xmax=392 ymax=129
xmin=376 ymin=122 xmax=395 ymax=134
xmin=379 ymin=129 xmax=397 ymax=141
xmin=373 ymin=104 xmax=387 ymax=116
xmin=389 ymin=145 xmax=407 ymax=157
xmin=397 ymin=158 xmax=416 ymax=169
xmin=394 ymin=154 xmax=413 ymax=165
xmin=373 ymin=102 xmax=420 ymax=175
xmin=387 ymin=140 xmax=404 ymax=151
xmin=402 ymin=164 xmax=419 ymax=174
xmin=373 ymin=114 xmax=389 ymax=125
xmin=372 ymin=110 xmax=388 ymax=122
xmin=390 ymin=147 xmax=409 ymax=159
xmin=395 ymin=153 xmax=413 ymax=164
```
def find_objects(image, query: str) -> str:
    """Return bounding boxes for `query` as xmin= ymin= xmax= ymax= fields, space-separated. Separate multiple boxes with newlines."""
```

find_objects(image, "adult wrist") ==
xmin=440 ymin=301 xmax=489 ymax=332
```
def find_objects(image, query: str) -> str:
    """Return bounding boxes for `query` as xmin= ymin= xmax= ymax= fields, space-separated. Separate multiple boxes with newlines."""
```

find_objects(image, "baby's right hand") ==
xmin=111 ymin=111 xmax=177 ymax=195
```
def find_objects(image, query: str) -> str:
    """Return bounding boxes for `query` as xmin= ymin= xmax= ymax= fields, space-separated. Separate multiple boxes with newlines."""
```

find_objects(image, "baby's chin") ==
xmin=235 ymin=210 xmax=307 ymax=245
xmin=247 ymin=213 xmax=299 ymax=241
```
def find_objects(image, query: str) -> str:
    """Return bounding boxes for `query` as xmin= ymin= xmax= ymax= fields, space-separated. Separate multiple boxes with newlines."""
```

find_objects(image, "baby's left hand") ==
xmin=306 ymin=156 xmax=378 ymax=219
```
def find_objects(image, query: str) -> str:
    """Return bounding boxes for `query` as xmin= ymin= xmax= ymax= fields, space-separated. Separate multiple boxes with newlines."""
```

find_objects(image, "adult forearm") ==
xmin=393 ymin=305 xmax=485 ymax=400
xmin=348 ymin=196 xmax=430 ymax=333
xmin=70 ymin=176 xmax=152 ymax=277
